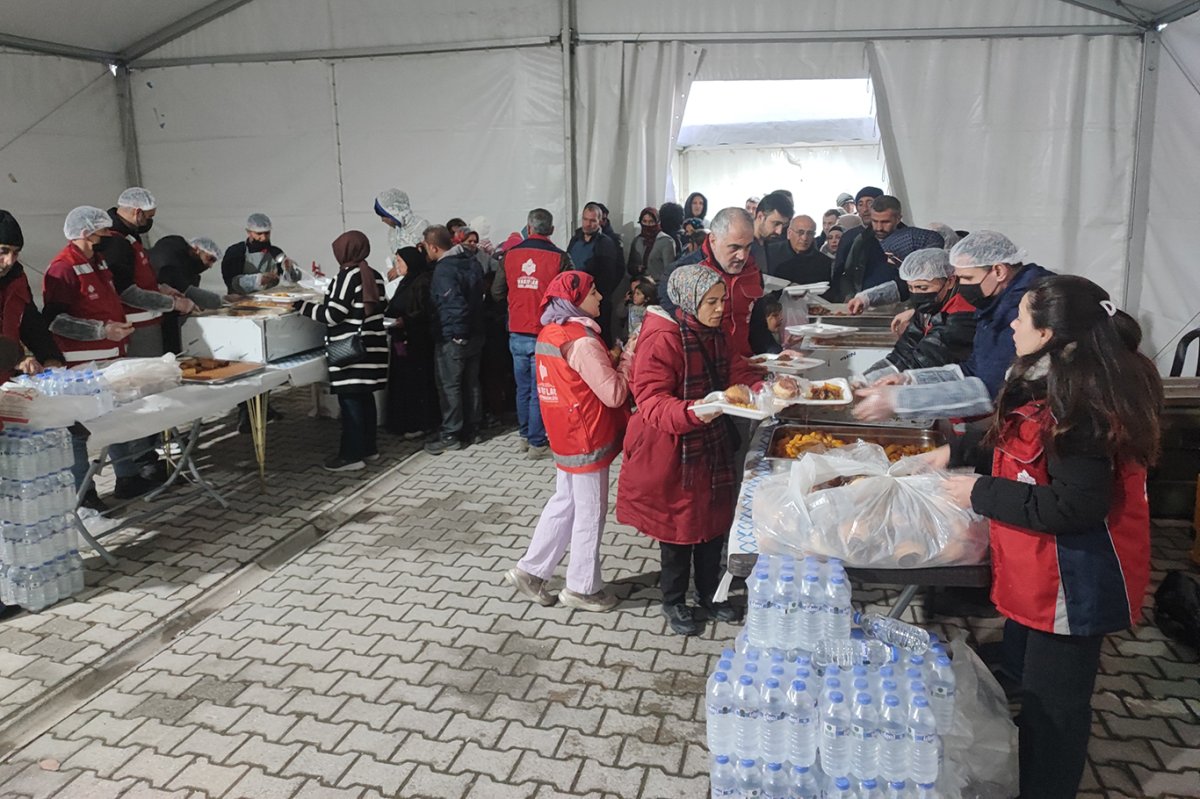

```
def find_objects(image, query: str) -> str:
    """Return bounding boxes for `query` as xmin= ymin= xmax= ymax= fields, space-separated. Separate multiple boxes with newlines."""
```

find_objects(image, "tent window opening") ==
xmin=676 ymin=79 xmax=890 ymax=219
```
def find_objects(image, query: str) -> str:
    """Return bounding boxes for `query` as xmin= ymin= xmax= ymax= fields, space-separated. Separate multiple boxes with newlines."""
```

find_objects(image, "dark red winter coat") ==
xmin=616 ymin=307 xmax=736 ymax=545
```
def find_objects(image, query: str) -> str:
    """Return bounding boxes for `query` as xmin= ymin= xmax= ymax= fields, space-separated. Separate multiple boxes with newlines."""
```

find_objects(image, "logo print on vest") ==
xmin=1016 ymin=469 xmax=1036 ymax=485
xmin=517 ymin=259 xmax=540 ymax=290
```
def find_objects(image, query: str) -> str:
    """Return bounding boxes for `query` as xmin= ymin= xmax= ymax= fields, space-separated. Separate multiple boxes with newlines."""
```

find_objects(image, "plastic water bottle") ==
xmin=797 ymin=572 xmax=824 ymax=654
xmin=855 ymin=613 xmax=931 ymax=654
xmin=822 ymin=574 xmax=852 ymax=642
xmin=850 ymin=692 xmax=880 ymax=780
xmin=735 ymin=758 xmax=762 ymax=798
xmin=812 ymin=638 xmax=895 ymax=671
xmin=748 ymin=570 xmax=773 ymax=648
xmin=759 ymin=678 xmax=788 ymax=765
xmin=707 ymin=671 xmax=736 ymax=756
xmin=67 ymin=549 xmax=85 ymax=594
xmin=772 ymin=573 xmax=800 ymax=654
xmin=826 ymin=775 xmax=854 ymax=799
xmin=762 ymin=762 xmax=789 ymax=799
xmin=906 ymin=696 xmax=938 ymax=785
xmin=788 ymin=764 xmax=819 ymax=799
xmin=710 ymin=754 xmax=736 ymax=798
xmin=819 ymin=676 xmax=842 ymax=715
xmin=886 ymin=780 xmax=911 ymax=799
xmin=878 ymin=694 xmax=909 ymax=783
xmin=0 ymin=563 xmax=14 ymax=606
xmin=734 ymin=674 xmax=761 ymax=760
xmin=928 ymin=656 xmax=956 ymax=735
xmin=860 ymin=778 xmax=885 ymax=799
xmin=53 ymin=554 xmax=72 ymax=599
xmin=786 ymin=679 xmax=817 ymax=768
xmin=26 ymin=565 xmax=47 ymax=611
xmin=914 ymin=783 xmax=939 ymax=799
xmin=12 ymin=566 xmax=30 ymax=607
xmin=819 ymin=691 xmax=851 ymax=778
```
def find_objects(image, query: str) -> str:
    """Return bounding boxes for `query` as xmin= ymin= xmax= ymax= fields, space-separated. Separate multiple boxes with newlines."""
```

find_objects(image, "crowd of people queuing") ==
xmin=0 ymin=176 xmax=1166 ymax=799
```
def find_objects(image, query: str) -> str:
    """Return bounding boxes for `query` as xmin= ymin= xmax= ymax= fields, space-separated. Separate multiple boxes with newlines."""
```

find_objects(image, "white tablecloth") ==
xmin=83 ymin=371 xmax=290 ymax=454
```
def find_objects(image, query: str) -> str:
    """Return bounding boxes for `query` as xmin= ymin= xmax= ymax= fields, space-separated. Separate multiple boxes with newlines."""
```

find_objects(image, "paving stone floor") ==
xmin=0 ymin=389 xmax=1197 ymax=798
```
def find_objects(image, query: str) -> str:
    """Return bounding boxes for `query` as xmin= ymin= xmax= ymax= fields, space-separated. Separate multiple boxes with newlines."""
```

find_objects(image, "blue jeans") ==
xmin=508 ymin=333 xmax=547 ymax=447
xmin=70 ymin=430 xmax=152 ymax=490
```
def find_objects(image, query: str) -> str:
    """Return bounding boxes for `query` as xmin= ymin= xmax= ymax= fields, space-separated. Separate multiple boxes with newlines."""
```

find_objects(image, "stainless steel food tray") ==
xmin=766 ymin=422 xmax=944 ymax=461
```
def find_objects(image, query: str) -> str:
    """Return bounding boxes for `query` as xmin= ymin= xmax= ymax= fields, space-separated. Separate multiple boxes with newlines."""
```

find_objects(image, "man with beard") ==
xmin=0 ymin=210 xmax=63 ymax=374
xmin=830 ymin=193 xmax=911 ymax=302
xmin=221 ymin=212 xmax=302 ymax=296
xmin=750 ymin=191 xmax=793 ymax=276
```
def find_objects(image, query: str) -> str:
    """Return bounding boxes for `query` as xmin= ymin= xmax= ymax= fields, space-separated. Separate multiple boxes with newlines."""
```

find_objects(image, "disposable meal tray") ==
xmin=806 ymin=303 xmax=900 ymax=329
xmin=803 ymin=331 xmax=900 ymax=348
xmin=765 ymin=422 xmax=944 ymax=462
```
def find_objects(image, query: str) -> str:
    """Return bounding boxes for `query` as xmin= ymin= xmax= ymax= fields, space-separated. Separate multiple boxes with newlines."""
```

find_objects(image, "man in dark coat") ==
xmin=766 ymin=215 xmax=833 ymax=286
xmin=149 ymin=236 xmax=224 ymax=353
xmin=566 ymin=203 xmax=623 ymax=345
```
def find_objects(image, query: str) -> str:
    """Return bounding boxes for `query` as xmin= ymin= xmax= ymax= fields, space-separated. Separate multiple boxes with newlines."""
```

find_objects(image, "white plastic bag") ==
xmin=753 ymin=441 xmax=990 ymax=568
xmin=939 ymin=633 xmax=1020 ymax=799
xmin=779 ymin=291 xmax=809 ymax=349
xmin=100 ymin=355 xmax=182 ymax=403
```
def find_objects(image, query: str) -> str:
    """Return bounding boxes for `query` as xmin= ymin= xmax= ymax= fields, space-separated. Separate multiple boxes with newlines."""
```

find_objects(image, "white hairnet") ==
xmin=950 ymin=230 xmax=1027 ymax=270
xmin=63 ymin=206 xmax=112 ymax=240
xmin=246 ymin=213 xmax=272 ymax=233
xmin=189 ymin=236 xmax=223 ymax=260
xmin=927 ymin=222 xmax=960 ymax=250
xmin=117 ymin=187 xmax=156 ymax=210
xmin=898 ymin=248 xmax=954 ymax=281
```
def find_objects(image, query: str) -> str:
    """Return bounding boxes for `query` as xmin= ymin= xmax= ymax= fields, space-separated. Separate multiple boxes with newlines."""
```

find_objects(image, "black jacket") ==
xmin=829 ymin=224 xmax=909 ymax=303
xmin=885 ymin=294 xmax=977 ymax=371
xmin=566 ymin=229 xmax=623 ymax=298
xmin=386 ymin=269 xmax=435 ymax=353
xmin=430 ymin=250 xmax=485 ymax=342
xmin=766 ymin=241 xmax=833 ymax=285
xmin=94 ymin=209 xmax=144 ymax=293
xmin=149 ymin=235 xmax=205 ymax=292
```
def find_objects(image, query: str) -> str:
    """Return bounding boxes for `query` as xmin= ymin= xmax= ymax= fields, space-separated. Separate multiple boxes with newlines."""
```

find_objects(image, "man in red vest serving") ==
xmin=492 ymin=208 xmax=573 ymax=459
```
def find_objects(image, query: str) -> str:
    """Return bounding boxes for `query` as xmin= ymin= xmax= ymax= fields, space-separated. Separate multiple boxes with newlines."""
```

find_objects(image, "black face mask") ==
xmin=957 ymin=280 xmax=994 ymax=309
xmin=247 ymin=238 xmax=270 ymax=252
xmin=136 ymin=217 xmax=154 ymax=235
xmin=909 ymin=291 xmax=942 ymax=312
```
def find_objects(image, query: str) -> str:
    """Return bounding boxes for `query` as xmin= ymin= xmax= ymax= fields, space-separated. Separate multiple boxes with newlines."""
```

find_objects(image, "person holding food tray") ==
xmin=616 ymin=264 xmax=745 ymax=636
xmin=928 ymin=275 xmax=1161 ymax=799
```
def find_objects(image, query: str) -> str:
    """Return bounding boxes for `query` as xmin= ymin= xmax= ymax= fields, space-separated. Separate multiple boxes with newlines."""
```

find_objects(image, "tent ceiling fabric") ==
xmin=3 ymin=0 xmax=1200 ymax=64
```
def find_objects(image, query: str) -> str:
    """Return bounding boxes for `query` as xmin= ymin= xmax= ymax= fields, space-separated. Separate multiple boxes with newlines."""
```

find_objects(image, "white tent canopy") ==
xmin=1 ymin=0 xmax=1197 ymax=370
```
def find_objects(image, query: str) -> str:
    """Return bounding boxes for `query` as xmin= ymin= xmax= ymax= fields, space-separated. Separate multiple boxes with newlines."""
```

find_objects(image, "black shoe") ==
xmin=662 ymin=603 xmax=703 ymax=636
xmin=266 ymin=406 xmax=283 ymax=423
xmin=79 ymin=489 xmax=108 ymax=513
xmin=322 ymin=456 xmax=365 ymax=472
xmin=140 ymin=459 xmax=168 ymax=483
xmin=425 ymin=438 xmax=464 ymax=456
xmin=113 ymin=475 xmax=163 ymax=500
xmin=0 ymin=603 xmax=22 ymax=621
xmin=700 ymin=600 xmax=743 ymax=624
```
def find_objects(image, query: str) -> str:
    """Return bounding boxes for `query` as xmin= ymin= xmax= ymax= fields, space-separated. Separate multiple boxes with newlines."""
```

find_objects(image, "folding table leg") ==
xmin=888 ymin=585 xmax=921 ymax=619
xmin=144 ymin=419 xmax=204 ymax=501
xmin=246 ymin=391 xmax=268 ymax=486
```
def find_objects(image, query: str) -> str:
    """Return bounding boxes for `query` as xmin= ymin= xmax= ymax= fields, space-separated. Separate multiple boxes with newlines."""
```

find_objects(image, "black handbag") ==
xmin=326 ymin=332 xmax=366 ymax=367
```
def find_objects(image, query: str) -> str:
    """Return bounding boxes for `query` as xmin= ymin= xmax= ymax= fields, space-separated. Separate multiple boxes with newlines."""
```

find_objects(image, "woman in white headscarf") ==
xmin=374 ymin=189 xmax=430 ymax=255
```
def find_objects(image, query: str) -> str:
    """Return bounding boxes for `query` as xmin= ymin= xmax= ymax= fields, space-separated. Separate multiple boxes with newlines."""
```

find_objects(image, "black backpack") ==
xmin=1155 ymin=571 xmax=1200 ymax=654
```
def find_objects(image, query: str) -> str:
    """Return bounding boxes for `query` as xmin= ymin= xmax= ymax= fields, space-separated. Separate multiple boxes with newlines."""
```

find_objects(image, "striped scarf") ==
xmin=674 ymin=308 xmax=736 ymax=496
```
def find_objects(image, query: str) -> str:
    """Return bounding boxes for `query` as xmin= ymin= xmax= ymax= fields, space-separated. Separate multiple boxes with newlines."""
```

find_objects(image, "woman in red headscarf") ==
xmin=505 ymin=271 xmax=632 ymax=612
xmin=295 ymin=230 xmax=388 ymax=472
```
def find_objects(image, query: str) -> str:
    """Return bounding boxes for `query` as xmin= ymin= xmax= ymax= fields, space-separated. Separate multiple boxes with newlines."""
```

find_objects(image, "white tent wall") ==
xmin=1140 ymin=13 xmax=1200 ymax=372
xmin=871 ymin=35 xmax=1141 ymax=299
xmin=130 ymin=46 xmax=566 ymax=299
xmin=0 ymin=52 xmax=126 ymax=292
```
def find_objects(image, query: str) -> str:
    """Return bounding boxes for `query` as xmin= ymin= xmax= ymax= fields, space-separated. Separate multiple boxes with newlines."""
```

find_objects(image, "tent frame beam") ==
xmin=130 ymin=36 xmax=557 ymax=69
xmin=118 ymin=0 xmax=257 ymax=62
xmin=561 ymin=0 xmax=577 ymax=224
xmin=577 ymin=25 xmax=1144 ymax=44
xmin=1152 ymin=0 xmax=1200 ymax=24
xmin=0 ymin=32 xmax=116 ymax=63
xmin=1057 ymin=0 xmax=1150 ymax=23
xmin=115 ymin=66 xmax=144 ymax=188
xmin=1123 ymin=30 xmax=1161 ymax=313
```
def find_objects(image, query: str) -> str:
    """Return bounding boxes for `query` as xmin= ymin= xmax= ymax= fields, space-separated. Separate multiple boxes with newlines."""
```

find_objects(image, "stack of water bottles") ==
xmin=0 ymin=428 xmax=87 ymax=611
xmin=706 ymin=554 xmax=957 ymax=799
xmin=8 ymin=367 xmax=110 ymax=402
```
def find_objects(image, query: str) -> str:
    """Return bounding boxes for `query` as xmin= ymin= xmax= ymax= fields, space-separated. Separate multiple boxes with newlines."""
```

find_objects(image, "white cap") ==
xmin=189 ymin=236 xmax=223 ymax=260
xmin=117 ymin=187 xmax=156 ymax=210
xmin=898 ymin=248 xmax=953 ymax=281
xmin=246 ymin=213 xmax=272 ymax=233
xmin=949 ymin=230 xmax=1027 ymax=270
xmin=63 ymin=206 xmax=112 ymax=240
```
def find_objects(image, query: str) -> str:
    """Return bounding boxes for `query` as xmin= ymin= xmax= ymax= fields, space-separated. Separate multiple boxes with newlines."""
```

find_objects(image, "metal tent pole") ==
xmin=1123 ymin=31 xmax=1161 ymax=313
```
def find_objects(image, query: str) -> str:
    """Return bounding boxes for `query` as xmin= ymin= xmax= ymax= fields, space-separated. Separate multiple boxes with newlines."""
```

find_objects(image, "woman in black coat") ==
xmin=384 ymin=246 xmax=440 ymax=438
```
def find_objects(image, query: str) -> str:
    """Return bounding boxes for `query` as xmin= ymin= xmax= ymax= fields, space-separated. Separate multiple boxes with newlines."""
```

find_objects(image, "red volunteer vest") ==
xmin=535 ymin=322 xmax=624 ymax=473
xmin=112 ymin=230 xmax=163 ymax=328
xmin=505 ymin=238 xmax=562 ymax=335
xmin=45 ymin=243 xmax=127 ymax=363
xmin=989 ymin=401 xmax=1150 ymax=637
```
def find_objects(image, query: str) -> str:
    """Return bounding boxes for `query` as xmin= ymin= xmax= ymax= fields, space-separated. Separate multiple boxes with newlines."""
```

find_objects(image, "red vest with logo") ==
xmin=504 ymin=237 xmax=562 ymax=335
xmin=989 ymin=401 xmax=1150 ymax=636
xmin=535 ymin=322 xmax=624 ymax=473
xmin=112 ymin=230 xmax=163 ymax=329
xmin=44 ymin=243 xmax=128 ymax=363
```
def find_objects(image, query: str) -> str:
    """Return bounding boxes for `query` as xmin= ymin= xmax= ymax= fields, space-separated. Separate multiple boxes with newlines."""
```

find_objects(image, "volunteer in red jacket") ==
xmin=616 ymin=264 xmax=743 ymax=636
xmin=928 ymin=275 xmax=1161 ymax=799
xmin=505 ymin=271 xmax=630 ymax=612
xmin=43 ymin=207 xmax=161 ymax=504
xmin=491 ymin=208 xmax=572 ymax=459
xmin=95 ymin=187 xmax=195 ymax=358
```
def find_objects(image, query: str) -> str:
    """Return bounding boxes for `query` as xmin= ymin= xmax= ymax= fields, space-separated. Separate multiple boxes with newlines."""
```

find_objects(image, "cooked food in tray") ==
xmin=772 ymin=431 xmax=935 ymax=462
xmin=772 ymin=376 xmax=802 ymax=400
xmin=806 ymin=382 xmax=844 ymax=401
xmin=723 ymin=384 xmax=754 ymax=408
xmin=179 ymin=357 xmax=230 ymax=377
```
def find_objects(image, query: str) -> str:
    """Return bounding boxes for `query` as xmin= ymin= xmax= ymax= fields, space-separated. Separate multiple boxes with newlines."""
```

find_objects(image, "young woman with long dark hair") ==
xmin=926 ymin=274 xmax=1163 ymax=799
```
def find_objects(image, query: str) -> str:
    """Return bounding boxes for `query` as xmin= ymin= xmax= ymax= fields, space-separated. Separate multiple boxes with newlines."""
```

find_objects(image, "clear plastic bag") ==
xmin=99 ymin=355 xmax=182 ymax=403
xmin=753 ymin=441 xmax=989 ymax=568
xmin=780 ymin=291 xmax=809 ymax=349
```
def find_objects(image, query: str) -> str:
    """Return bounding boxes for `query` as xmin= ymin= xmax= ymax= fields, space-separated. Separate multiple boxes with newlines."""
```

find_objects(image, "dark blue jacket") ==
xmin=829 ymin=224 xmax=910 ymax=303
xmin=961 ymin=263 xmax=1054 ymax=397
xmin=430 ymin=250 xmax=485 ymax=342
